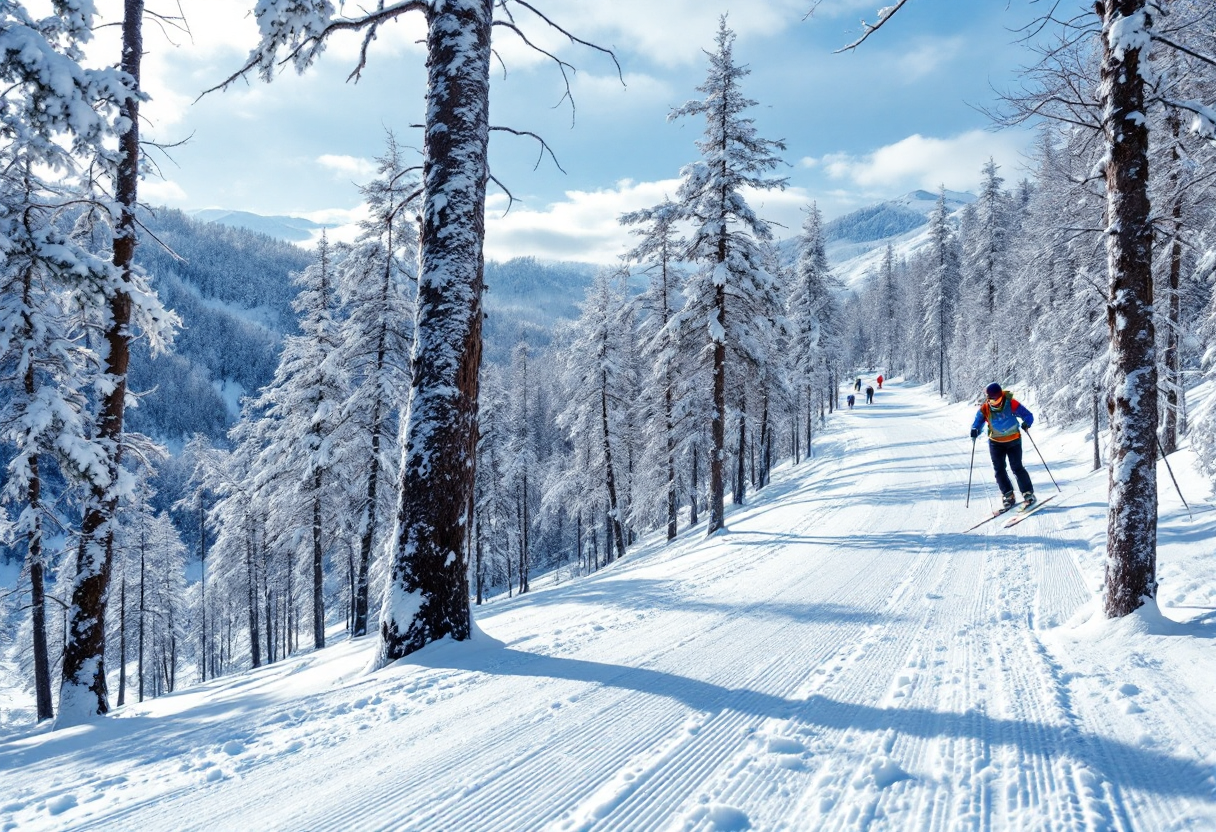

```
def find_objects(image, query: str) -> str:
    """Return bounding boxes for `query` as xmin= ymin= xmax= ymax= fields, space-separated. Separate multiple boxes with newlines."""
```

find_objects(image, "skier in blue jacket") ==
xmin=970 ymin=382 xmax=1035 ymax=509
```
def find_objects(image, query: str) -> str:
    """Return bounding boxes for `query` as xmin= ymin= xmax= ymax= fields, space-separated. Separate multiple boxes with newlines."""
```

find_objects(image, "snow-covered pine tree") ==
xmin=0 ymin=163 xmax=109 ymax=724
xmin=953 ymin=159 xmax=1011 ymax=395
xmin=246 ymin=235 xmax=348 ymax=651
xmin=554 ymin=269 xmax=634 ymax=561
xmin=876 ymin=243 xmax=904 ymax=379
xmin=921 ymin=187 xmax=961 ymax=398
xmin=175 ymin=434 xmax=221 ymax=682
xmin=669 ymin=16 xmax=787 ymax=533
xmin=621 ymin=200 xmax=686 ymax=540
xmin=0 ymin=0 xmax=163 ymax=724
xmin=786 ymin=204 xmax=840 ymax=460
xmin=334 ymin=135 xmax=417 ymax=636
xmin=59 ymin=0 xmax=181 ymax=725
xmin=503 ymin=343 xmax=539 ymax=594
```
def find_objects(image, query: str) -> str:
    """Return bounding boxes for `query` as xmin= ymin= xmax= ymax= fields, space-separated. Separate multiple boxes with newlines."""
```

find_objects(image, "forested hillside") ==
xmin=126 ymin=209 xmax=311 ymax=443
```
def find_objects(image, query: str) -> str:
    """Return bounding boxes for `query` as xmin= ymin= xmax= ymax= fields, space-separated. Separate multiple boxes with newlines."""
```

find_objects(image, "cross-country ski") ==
xmin=1004 ymin=494 xmax=1058 ymax=527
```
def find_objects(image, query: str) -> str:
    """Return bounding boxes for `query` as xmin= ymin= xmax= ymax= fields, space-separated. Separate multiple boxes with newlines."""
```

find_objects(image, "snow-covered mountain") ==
xmin=190 ymin=209 xmax=333 ymax=243
xmin=823 ymin=189 xmax=974 ymax=290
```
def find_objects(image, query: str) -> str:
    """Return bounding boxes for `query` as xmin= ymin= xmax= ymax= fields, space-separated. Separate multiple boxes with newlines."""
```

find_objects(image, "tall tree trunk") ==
xmin=116 ymin=574 xmax=127 ymax=708
xmin=58 ymin=0 xmax=144 ymax=725
xmin=199 ymin=501 xmax=207 ymax=683
xmin=354 ymin=319 xmax=390 ymax=636
xmin=1161 ymin=112 xmax=1183 ymax=455
xmin=475 ymin=515 xmax=484 ymax=604
xmin=1092 ymin=380 xmax=1102 ymax=472
xmin=758 ymin=389 xmax=770 ymax=489
xmin=519 ymin=472 xmax=530 ymax=593
xmin=665 ymin=384 xmax=677 ymax=541
xmin=311 ymin=469 xmax=325 ymax=649
xmin=138 ymin=526 xmax=146 ymax=703
xmin=26 ymin=452 xmax=53 ymax=721
xmin=246 ymin=521 xmax=262 ymax=669
xmin=378 ymin=0 xmax=490 ymax=662
xmin=600 ymin=373 xmax=627 ymax=558
xmin=733 ymin=393 xmax=747 ymax=507
xmin=1100 ymin=0 xmax=1158 ymax=618
xmin=689 ymin=446 xmax=699 ymax=527
xmin=709 ymin=286 xmax=727 ymax=533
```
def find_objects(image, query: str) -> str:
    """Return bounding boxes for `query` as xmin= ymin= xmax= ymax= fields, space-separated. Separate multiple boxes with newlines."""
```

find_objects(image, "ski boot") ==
xmin=1002 ymin=491 xmax=1017 ymax=509
xmin=1022 ymin=491 xmax=1037 ymax=507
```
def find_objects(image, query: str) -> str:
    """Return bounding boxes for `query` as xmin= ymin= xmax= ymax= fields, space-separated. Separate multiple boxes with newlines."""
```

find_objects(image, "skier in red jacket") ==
xmin=877 ymin=374 xmax=883 ymax=389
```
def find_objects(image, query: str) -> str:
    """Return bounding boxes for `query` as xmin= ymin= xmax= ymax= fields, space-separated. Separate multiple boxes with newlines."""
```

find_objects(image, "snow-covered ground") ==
xmin=2 ymin=379 xmax=1214 ymax=831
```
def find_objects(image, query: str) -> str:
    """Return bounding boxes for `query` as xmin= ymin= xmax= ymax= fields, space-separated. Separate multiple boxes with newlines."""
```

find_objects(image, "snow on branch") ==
xmin=835 ymin=0 xmax=911 ymax=53
xmin=202 ymin=0 xmax=431 ymax=95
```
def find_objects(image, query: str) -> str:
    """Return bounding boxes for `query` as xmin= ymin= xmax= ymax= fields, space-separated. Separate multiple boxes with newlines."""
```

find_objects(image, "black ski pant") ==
xmin=989 ymin=438 xmax=1033 ymax=497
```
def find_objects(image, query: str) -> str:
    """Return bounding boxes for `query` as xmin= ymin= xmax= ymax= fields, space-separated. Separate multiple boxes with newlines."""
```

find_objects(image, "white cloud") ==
xmin=480 ymin=178 xmax=826 ymax=263
xmin=317 ymin=154 xmax=377 ymax=180
xmin=142 ymin=179 xmax=189 ymax=206
xmin=895 ymin=37 xmax=964 ymax=81
xmin=812 ymin=130 xmax=1035 ymax=194
xmin=484 ymin=178 xmax=681 ymax=263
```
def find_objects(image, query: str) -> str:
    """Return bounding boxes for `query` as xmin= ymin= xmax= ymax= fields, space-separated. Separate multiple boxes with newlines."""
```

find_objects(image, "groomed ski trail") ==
xmin=2 ymin=380 xmax=1214 ymax=832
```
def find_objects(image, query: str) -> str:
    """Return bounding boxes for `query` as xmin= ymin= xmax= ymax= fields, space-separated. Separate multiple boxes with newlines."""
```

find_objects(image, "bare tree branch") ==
xmin=488 ymin=173 xmax=517 ymax=216
xmin=835 ymin=0 xmax=912 ymax=53
xmin=490 ymin=125 xmax=566 ymax=173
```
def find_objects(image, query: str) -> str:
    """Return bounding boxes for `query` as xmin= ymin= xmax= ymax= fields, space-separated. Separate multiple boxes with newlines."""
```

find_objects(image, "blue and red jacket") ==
xmin=972 ymin=392 xmax=1033 ymax=443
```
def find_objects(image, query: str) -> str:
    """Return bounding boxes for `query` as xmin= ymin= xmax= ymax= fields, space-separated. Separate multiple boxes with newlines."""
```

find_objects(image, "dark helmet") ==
xmin=985 ymin=382 xmax=1003 ymax=399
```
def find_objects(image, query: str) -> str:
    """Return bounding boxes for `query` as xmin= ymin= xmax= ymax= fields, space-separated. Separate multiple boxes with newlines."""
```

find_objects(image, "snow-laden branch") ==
xmin=835 ymin=0 xmax=912 ymax=53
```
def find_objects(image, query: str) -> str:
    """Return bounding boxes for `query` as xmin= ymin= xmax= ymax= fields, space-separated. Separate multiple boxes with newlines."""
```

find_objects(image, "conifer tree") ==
xmin=334 ymin=136 xmax=417 ymax=636
xmin=669 ymin=16 xmax=787 ymax=533
xmin=787 ymin=204 xmax=839 ymax=459
xmin=249 ymin=236 xmax=348 ymax=650
xmin=621 ymin=200 xmax=686 ymax=540
xmin=921 ymin=188 xmax=961 ymax=398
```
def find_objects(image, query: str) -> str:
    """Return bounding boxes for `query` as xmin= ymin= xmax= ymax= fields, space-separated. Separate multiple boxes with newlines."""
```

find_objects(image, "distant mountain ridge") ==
xmin=823 ymin=189 xmax=974 ymax=289
xmin=190 ymin=208 xmax=333 ymax=243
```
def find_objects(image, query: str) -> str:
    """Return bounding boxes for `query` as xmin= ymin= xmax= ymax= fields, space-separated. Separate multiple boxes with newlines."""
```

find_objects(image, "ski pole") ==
xmin=966 ymin=437 xmax=976 ymax=507
xmin=1156 ymin=436 xmax=1194 ymax=521
xmin=1023 ymin=428 xmax=1062 ymax=492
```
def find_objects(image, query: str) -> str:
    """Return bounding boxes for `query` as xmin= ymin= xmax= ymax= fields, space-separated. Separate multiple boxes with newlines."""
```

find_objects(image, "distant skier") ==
xmin=846 ymin=393 xmax=855 ymax=409
xmin=877 ymin=374 xmax=883 ymax=389
xmin=855 ymin=377 xmax=862 ymax=392
xmin=970 ymin=382 xmax=1036 ymax=509
xmin=865 ymin=385 xmax=874 ymax=404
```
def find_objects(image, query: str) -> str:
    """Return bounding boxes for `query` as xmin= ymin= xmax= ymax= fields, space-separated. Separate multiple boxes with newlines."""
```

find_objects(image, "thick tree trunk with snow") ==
xmin=378 ymin=0 xmax=490 ymax=661
xmin=58 ymin=0 xmax=143 ymax=724
xmin=1099 ymin=0 xmax=1158 ymax=618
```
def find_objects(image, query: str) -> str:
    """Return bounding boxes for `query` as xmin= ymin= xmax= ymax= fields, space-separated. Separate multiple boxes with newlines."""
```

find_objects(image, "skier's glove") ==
xmin=970 ymin=428 xmax=979 ymax=439
xmin=1021 ymin=422 xmax=1031 ymax=432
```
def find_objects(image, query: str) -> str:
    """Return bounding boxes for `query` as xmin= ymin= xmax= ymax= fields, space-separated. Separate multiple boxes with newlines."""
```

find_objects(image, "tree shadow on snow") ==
xmin=414 ymin=641 xmax=1216 ymax=800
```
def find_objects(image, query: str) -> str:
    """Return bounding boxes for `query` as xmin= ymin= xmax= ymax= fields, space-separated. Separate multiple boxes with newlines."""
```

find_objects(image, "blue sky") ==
xmin=92 ymin=0 xmax=1051 ymax=262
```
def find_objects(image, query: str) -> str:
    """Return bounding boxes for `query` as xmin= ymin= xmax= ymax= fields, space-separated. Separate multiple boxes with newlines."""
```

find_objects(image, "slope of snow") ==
xmin=2 ymin=380 xmax=1214 ymax=831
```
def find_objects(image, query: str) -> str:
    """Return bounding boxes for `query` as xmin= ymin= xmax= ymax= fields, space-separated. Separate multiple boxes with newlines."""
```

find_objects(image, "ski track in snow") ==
xmin=2 ymin=381 xmax=1215 ymax=831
